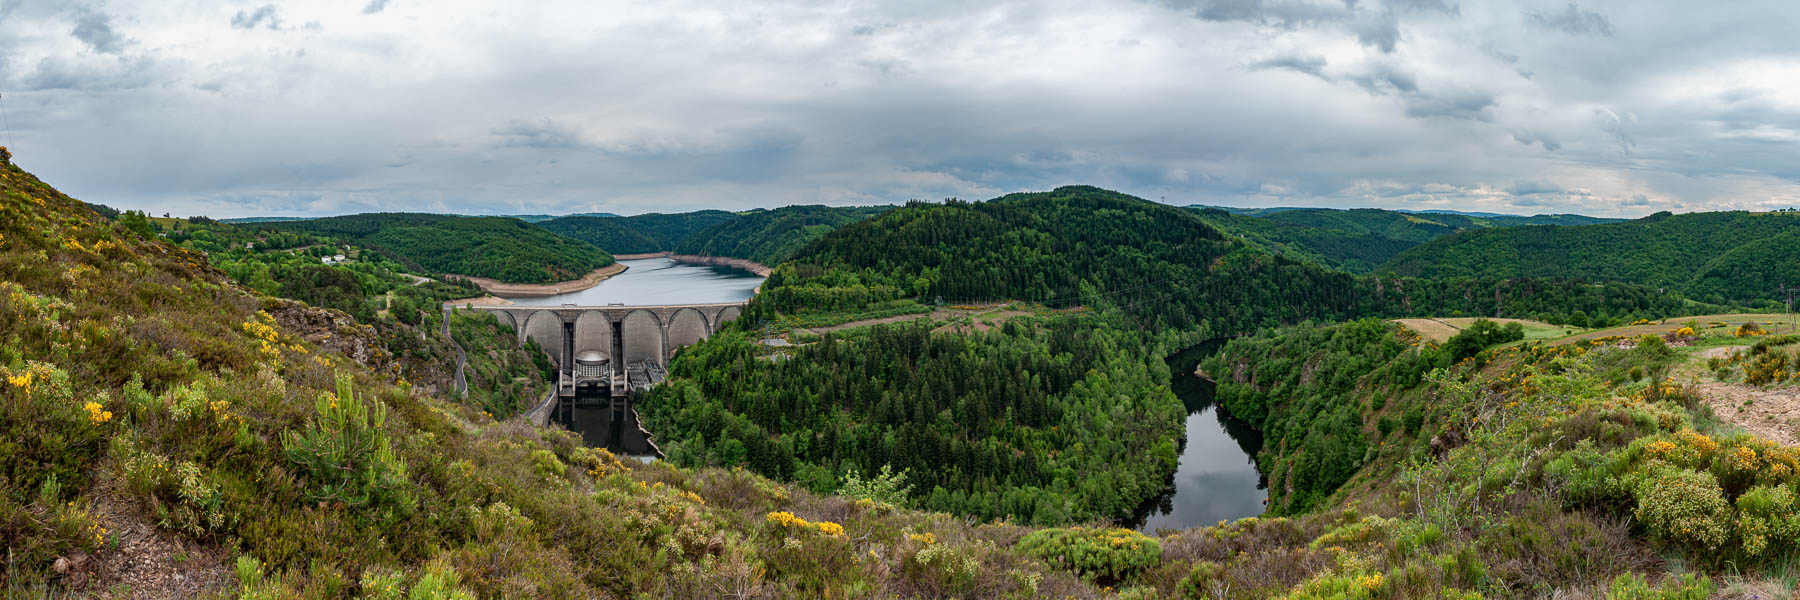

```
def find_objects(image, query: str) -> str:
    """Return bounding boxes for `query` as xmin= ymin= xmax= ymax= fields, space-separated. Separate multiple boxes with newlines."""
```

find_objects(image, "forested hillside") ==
xmin=641 ymin=316 xmax=1183 ymax=525
xmin=673 ymin=205 xmax=890 ymax=265
xmin=1192 ymin=207 xmax=1620 ymax=273
xmin=263 ymin=213 xmax=613 ymax=284
xmin=539 ymin=210 xmax=738 ymax=255
xmin=645 ymin=186 xmax=1716 ymax=533
xmin=760 ymin=186 xmax=1712 ymax=334
xmin=1382 ymin=210 xmax=1800 ymax=303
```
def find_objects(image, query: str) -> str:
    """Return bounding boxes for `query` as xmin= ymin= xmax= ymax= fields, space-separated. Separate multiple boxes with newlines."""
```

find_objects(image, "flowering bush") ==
xmin=1016 ymin=526 xmax=1161 ymax=583
xmin=1631 ymin=466 xmax=1730 ymax=550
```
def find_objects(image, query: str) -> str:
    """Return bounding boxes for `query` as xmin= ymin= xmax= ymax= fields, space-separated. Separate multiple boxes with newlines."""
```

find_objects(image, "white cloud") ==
xmin=0 ymin=0 xmax=1793 ymax=218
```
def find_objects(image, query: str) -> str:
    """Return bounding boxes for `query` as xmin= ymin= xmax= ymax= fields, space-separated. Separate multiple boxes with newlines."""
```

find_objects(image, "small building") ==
xmin=573 ymin=350 xmax=610 ymax=382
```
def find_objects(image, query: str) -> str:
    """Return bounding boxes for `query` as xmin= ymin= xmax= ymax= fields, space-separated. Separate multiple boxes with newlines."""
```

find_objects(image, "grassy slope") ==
xmin=1206 ymin=317 xmax=1800 ymax=597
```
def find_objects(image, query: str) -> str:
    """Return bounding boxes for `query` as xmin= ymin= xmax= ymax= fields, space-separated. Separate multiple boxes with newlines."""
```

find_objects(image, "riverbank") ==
xmin=604 ymin=251 xmax=772 ymax=276
xmin=451 ymin=262 xmax=628 ymax=298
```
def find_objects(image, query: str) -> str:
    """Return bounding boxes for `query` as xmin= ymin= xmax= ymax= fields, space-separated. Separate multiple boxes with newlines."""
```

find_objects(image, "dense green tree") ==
xmin=1382 ymin=210 xmax=1800 ymax=302
xmin=264 ymin=213 xmax=613 ymax=284
xmin=539 ymin=210 xmax=739 ymax=255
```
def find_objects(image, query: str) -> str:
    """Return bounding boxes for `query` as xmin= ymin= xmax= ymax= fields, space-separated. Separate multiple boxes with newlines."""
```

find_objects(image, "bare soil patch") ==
xmin=1392 ymin=318 xmax=1460 ymax=343
xmin=62 ymin=478 xmax=231 ymax=599
xmin=1696 ymin=382 xmax=1800 ymax=446
xmin=452 ymin=263 xmax=628 ymax=298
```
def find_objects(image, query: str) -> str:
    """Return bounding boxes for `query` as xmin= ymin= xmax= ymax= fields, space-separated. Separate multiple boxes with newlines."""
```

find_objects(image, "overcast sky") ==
xmin=0 ymin=1 xmax=1796 ymax=217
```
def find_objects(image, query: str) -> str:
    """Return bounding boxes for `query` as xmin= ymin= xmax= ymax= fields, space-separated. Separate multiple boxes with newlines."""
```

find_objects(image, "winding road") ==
xmin=441 ymin=309 xmax=467 ymax=398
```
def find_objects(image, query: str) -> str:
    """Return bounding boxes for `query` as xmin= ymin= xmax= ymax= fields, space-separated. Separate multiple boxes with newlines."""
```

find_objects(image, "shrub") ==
xmin=1 ymin=361 xmax=102 ymax=500
xmin=838 ymin=464 xmax=912 ymax=506
xmin=1016 ymin=526 xmax=1161 ymax=583
xmin=1631 ymin=466 xmax=1730 ymax=550
xmin=1607 ymin=572 xmax=1713 ymax=600
xmin=281 ymin=374 xmax=413 ymax=516
xmin=1732 ymin=484 xmax=1800 ymax=557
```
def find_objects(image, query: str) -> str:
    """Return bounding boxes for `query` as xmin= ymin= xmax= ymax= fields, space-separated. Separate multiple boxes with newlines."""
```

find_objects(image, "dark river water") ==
xmin=504 ymin=257 xmax=765 ymax=307
xmin=1130 ymin=341 xmax=1267 ymax=533
xmin=552 ymin=393 xmax=661 ymax=458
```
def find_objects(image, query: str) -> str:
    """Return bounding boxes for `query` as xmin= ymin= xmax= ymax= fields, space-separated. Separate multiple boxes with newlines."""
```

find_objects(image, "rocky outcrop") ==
xmin=263 ymin=298 xmax=388 ymax=369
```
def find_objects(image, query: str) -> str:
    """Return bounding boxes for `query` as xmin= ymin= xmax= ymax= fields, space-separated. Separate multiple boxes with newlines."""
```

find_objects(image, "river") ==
xmin=527 ymin=257 xmax=765 ymax=458
xmin=1130 ymin=341 xmax=1267 ymax=533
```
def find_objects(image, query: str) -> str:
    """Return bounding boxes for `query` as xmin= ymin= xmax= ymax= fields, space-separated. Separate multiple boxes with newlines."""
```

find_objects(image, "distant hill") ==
xmin=1188 ymin=206 xmax=1620 ymax=273
xmin=1381 ymin=210 xmax=1800 ymax=303
xmin=222 ymin=216 xmax=315 ymax=224
xmin=261 ymin=213 xmax=613 ymax=284
xmin=506 ymin=212 xmax=619 ymax=223
xmin=673 ymin=205 xmax=891 ymax=265
xmin=763 ymin=186 xmax=1705 ymax=331
xmin=540 ymin=210 xmax=740 ymax=255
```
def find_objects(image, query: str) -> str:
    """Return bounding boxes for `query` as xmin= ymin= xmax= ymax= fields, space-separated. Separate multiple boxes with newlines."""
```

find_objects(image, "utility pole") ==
xmin=1788 ymin=284 xmax=1796 ymax=334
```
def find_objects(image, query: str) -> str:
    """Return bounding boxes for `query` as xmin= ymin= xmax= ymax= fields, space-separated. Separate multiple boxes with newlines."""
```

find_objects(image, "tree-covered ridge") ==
xmin=639 ymin=316 xmax=1184 ymax=525
xmin=262 ymin=213 xmax=614 ymax=284
xmin=1380 ymin=210 xmax=1800 ymax=304
xmin=673 ymin=205 xmax=892 ymax=265
xmin=1191 ymin=207 xmax=1622 ymax=273
xmin=1194 ymin=205 xmax=1620 ymax=226
xmin=539 ymin=210 xmax=739 ymax=255
xmin=761 ymin=186 xmax=1719 ymax=333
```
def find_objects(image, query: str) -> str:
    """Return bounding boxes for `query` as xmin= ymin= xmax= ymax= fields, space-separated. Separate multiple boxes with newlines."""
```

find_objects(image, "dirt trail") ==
xmin=793 ymin=304 xmax=1055 ymax=336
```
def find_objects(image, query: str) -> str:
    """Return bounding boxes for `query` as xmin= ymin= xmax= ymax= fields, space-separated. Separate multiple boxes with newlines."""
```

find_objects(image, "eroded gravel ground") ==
xmin=1698 ymin=381 xmax=1800 ymax=446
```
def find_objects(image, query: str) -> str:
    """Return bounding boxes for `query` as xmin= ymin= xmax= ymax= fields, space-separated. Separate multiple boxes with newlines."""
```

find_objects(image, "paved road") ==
xmin=441 ymin=309 xmax=467 ymax=398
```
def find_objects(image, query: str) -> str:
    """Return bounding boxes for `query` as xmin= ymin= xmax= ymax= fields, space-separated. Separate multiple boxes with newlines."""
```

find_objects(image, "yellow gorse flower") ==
xmin=84 ymin=401 xmax=113 ymax=424
xmin=765 ymin=511 xmax=847 ymax=538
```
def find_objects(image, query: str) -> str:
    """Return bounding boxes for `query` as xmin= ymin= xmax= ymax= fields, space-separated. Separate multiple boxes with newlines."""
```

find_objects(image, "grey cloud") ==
xmin=1505 ymin=180 xmax=1562 ymax=195
xmin=1386 ymin=0 xmax=1457 ymax=14
xmin=1249 ymin=53 xmax=1327 ymax=77
xmin=362 ymin=0 xmax=390 ymax=14
xmin=1510 ymin=196 xmax=1552 ymax=207
xmin=23 ymin=55 xmax=154 ymax=91
xmin=1163 ymin=0 xmax=1350 ymax=28
xmin=1595 ymin=107 xmax=1636 ymax=154
xmin=231 ymin=4 xmax=282 ymax=30
xmin=70 ymin=6 xmax=125 ymax=54
xmin=494 ymin=119 xmax=587 ymax=149
xmin=1351 ymin=11 xmax=1400 ymax=52
xmin=1403 ymin=89 xmax=1495 ymax=121
xmin=1511 ymin=129 xmax=1562 ymax=151
xmin=8 ymin=1 xmax=1800 ymax=219
xmin=1527 ymin=3 xmax=1612 ymax=36
xmin=1347 ymin=64 xmax=1416 ymax=94
xmin=1621 ymin=193 xmax=1651 ymax=206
